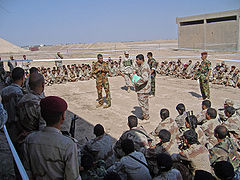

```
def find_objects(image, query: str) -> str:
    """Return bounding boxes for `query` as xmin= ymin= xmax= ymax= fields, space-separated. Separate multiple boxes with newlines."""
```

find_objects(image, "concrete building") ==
xmin=176 ymin=9 xmax=240 ymax=51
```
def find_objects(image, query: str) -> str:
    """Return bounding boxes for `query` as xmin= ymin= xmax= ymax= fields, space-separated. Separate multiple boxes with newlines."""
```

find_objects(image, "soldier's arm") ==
xmin=135 ymin=67 xmax=150 ymax=86
xmin=92 ymin=63 xmax=98 ymax=75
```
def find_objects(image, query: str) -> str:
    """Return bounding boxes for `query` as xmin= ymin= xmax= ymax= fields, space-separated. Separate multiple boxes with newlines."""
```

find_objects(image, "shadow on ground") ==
xmin=131 ymin=106 xmax=142 ymax=120
xmin=188 ymin=91 xmax=202 ymax=98
xmin=120 ymin=86 xmax=135 ymax=92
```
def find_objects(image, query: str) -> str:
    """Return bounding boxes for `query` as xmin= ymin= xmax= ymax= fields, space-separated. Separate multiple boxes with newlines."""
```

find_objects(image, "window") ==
xmin=206 ymin=16 xmax=237 ymax=23
xmin=180 ymin=20 xmax=204 ymax=26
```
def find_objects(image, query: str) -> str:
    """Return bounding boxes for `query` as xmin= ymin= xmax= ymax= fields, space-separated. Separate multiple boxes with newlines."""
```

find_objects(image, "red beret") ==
xmin=201 ymin=52 xmax=208 ymax=56
xmin=40 ymin=96 xmax=68 ymax=114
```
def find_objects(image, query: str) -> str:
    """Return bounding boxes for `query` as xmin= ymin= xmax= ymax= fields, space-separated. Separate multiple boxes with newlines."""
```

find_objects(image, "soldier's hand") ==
xmin=121 ymin=73 xmax=124 ymax=77
xmin=205 ymin=76 xmax=209 ymax=81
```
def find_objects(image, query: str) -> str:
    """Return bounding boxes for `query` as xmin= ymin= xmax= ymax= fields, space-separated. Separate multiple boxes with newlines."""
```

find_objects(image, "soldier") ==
xmin=107 ymin=139 xmax=152 ymax=180
xmin=55 ymin=69 xmax=64 ymax=83
xmin=200 ymin=108 xmax=220 ymax=148
xmin=196 ymin=100 xmax=211 ymax=125
xmin=120 ymin=51 xmax=135 ymax=93
xmin=22 ymin=96 xmax=81 ymax=179
xmin=132 ymin=54 xmax=151 ymax=120
xmin=147 ymin=52 xmax=157 ymax=97
xmin=109 ymin=62 xmax=118 ymax=77
xmin=175 ymin=103 xmax=187 ymax=133
xmin=172 ymin=129 xmax=212 ymax=175
xmin=1 ymin=67 xmax=25 ymax=144
xmin=218 ymin=99 xmax=234 ymax=122
xmin=83 ymin=124 xmax=114 ymax=168
xmin=9 ymin=56 xmax=17 ymax=71
xmin=0 ymin=57 xmax=6 ymax=81
xmin=113 ymin=115 xmax=151 ymax=159
xmin=228 ymin=68 xmax=240 ymax=88
xmin=92 ymin=54 xmax=111 ymax=108
xmin=196 ymin=52 xmax=211 ymax=100
xmin=55 ymin=52 xmax=63 ymax=68
xmin=22 ymin=55 xmax=30 ymax=73
xmin=213 ymin=161 xmax=239 ymax=180
xmin=69 ymin=68 xmax=78 ymax=82
xmin=17 ymin=73 xmax=46 ymax=147
xmin=50 ymin=69 xmax=56 ymax=84
xmin=209 ymin=125 xmax=240 ymax=172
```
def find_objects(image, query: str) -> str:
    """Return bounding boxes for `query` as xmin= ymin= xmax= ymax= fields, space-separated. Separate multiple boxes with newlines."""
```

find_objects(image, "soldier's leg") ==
xmin=205 ymin=80 xmax=210 ymax=99
xmin=96 ymin=78 xmax=103 ymax=105
xmin=199 ymin=79 xmax=206 ymax=99
xmin=124 ymin=74 xmax=131 ymax=87
xmin=151 ymin=76 xmax=155 ymax=96
xmin=103 ymin=78 xmax=111 ymax=106
xmin=137 ymin=93 xmax=150 ymax=120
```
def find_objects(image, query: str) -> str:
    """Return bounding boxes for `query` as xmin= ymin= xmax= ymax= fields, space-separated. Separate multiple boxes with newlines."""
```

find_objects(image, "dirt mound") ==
xmin=0 ymin=37 xmax=28 ymax=54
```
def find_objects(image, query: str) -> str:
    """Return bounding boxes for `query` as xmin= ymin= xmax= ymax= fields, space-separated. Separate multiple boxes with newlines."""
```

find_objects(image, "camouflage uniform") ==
xmin=147 ymin=57 xmax=157 ymax=96
xmin=172 ymin=144 xmax=212 ymax=174
xmin=22 ymin=127 xmax=81 ymax=180
xmin=114 ymin=126 xmax=150 ymax=158
xmin=120 ymin=56 xmax=135 ymax=87
xmin=199 ymin=59 xmax=211 ymax=99
xmin=84 ymin=134 xmax=114 ymax=168
xmin=175 ymin=112 xmax=187 ymax=133
xmin=200 ymin=118 xmax=220 ymax=148
xmin=134 ymin=62 xmax=151 ymax=119
xmin=80 ymin=160 xmax=106 ymax=180
xmin=209 ymin=137 xmax=240 ymax=172
xmin=196 ymin=109 xmax=207 ymax=124
xmin=92 ymin=61 xmax=111 ymax=106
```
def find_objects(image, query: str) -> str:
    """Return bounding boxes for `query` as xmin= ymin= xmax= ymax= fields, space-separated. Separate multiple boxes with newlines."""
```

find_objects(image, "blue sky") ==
xmin=0 ymin=0 xmax=239 ymax=46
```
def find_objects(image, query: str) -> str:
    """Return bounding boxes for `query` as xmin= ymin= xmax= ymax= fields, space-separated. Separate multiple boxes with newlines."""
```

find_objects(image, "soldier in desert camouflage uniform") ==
xmin=133 ymin=54 xmax=151 ymax=120
xmin=113 ymin=115 xmax=151 ymax=159
xmin=196 ymin=100 xmax=211 ymax=125
xmin=92 ymin=54 xmax=111 ymax=108
xmin=147 ymin=52 xmax=157 ymax=96
xmin=196 ymin=52 xmax=211 ymax=99
xmin=175 ymin=103 xmax=187 ymax=133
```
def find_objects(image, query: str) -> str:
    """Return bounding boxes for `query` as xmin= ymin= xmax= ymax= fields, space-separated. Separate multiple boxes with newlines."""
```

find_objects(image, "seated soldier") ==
xmin=113 ymin=115 xmax=151 ymax=159
xmin=50 ymin=69 xmax=56 ymax=84
xmin=80 ymin=154 xmax=106 ymax=180
xmin=145 ymin=129 xmax=179 ymax=176
xmin=184 ymin=115 xmax=207 ymax=146
xmin=228 ymin=68 xmax=240 ymax=88
xmin=55 ymin=69 xmax=64 ymax=84
xmin=69 ymin=68 xmax=78 ymax=82
xmin=196 ymin=100 xmax=211 ymax=125
xmin=200 ymin=108 xmax=220 ymax=149
xmin=83 ymin=124 xmax=114 ymax=168
xmin=218 ymin=98 xmax=234 ymax=122
xmin=172 ymin=129 xmax=212 ymax=175
xmin=222 ymin=106 xmax=240 ymax=146
xmin=153 ymin=153 xmax=182 ymax=180
xmin=107 ymin=139 xmax=152 ymax=180
xmin=209 ymin=125 xmax=240 ymax=173
xmin=175 ymin=103 xmax=187 ymax=133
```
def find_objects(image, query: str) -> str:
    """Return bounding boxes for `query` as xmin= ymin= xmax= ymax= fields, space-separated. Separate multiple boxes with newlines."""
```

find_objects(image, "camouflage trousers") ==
xmin=150 ymin=75 xmax=155 ymax=96
xmin=96 ymin=76 xmax=111 ymax=105
xmin=123 ymin=73 xmax=132 ymax=87
xmin=199 ymin=78 xmax=210 ymax=99
xmin=137 ymin=93 xmax=149 ymax=119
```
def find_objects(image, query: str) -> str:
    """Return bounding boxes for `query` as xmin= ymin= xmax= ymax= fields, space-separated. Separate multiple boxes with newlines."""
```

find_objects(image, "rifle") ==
xmin=186 ymin=111 xmax=193 ymax=129
xmin=69 ymin=115 xmax=78 ymax=138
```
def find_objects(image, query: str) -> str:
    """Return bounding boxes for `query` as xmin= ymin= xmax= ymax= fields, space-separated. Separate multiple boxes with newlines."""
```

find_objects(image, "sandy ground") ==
xmin=45 ymin=75 xmax=240 ymax=147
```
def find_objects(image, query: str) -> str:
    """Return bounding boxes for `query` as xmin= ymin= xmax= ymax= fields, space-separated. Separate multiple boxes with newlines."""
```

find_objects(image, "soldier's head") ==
xmin=185 ymin=115 xmax=198 ymax=130
xmin=194 ymin=170 xmax=215 ymax=180
xmin=124 ymin=51 xmax=129 ymax=58
xmin=81 ymin=154 xmax=94 ymax=171
xmin=29 ymin=73 xmax=45 ymax=94
xmin=10 ymin=55 xmax=14 ymax=60
xmin=213 ymin=161 xmax=235 ymax=180
xmin=156 ymin=153 xmax=173 ymax=173
xmin=224 ymin=106 xmax=235 ymax=117
xmin=40 ymin=96 xmax=67 ymax=127
xmin=206 ymin=108 xmax=217 ymax=120
xmin=121 ymin=139 xmax=134 ymax=155
xmin=11 ymin=67 xmax=25 ymax=86
xmin=128 ymin=115 xmax=138 ymax=129
xmin=202 ymin=100 xmax=211 ymax=110
xmin=176 ymin=103 xmax=185 ymax=115
xmin=224 ymin=99 xmax=234 ymax=108
xmin=188 ymin=60 xmax=192 ymax=64
xmin=201 ymin=52 xmax=207 ymax=60
xmin=29 ymin=67 xmax=39 ymax=75
xmin=94 ymin=124 xmax=105 ymax=137
xmin=23 ymin=55 xmax=26 ymax=60
xmin=97 ymin=54 xmax=103 ymax=63
xmin=147 ymin=52 xmax=153 ymax=59
xmin=214 ymin=125 xmax=228 ymax=140
xmin=136 ymin=54 xmax=144 ymax=66
xmin=183 ymin=129 xmax=199 ymax=145
xmin=158 ymin=129 xmax=171 ymax=144
xmin=160 ymin=108 xmax=169 ymax=121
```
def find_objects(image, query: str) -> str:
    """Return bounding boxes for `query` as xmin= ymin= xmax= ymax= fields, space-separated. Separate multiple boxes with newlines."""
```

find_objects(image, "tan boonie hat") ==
xmin=224 ymin=99 xmax=234 ymax=106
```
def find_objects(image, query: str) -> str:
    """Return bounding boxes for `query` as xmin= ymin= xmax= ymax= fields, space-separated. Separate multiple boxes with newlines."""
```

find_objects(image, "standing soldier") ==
xmin=120 ymin=51 xmax=135 ymax=93
xmin=147 ymin=52 xmax=157 ymax=97
xmin=92 ymin=54 xmax=111 ymax=108
xmin=55 ymin=52 xmax=63 ymax=68
xmin=22 ymin=55 xmax=31 ymax=73
xmin=132 ymin=54 xmax=151 ymax=121
xmin=196 ymin=52 xmax=211 ymax=100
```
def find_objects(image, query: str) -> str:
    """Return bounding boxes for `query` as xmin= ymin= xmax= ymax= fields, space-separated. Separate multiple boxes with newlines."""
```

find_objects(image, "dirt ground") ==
xmin=45 ymin=75 xmax=240 ymax=146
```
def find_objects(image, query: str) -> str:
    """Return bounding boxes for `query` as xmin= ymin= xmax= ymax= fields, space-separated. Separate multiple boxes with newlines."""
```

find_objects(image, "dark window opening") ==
xmin=180 ymin=20 xmax=204 ymax=26
xmin=206 ymin=16 xmax=237 ymax=23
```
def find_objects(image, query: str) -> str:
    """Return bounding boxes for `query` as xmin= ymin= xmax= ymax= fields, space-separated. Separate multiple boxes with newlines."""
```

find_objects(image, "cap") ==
xmin=224 ymin=99 xmax=234 ymax=106
xmin=201 ymin=52 xmax=208 ymax=56
xmin=124 ymin=51 xmax=129 ymax=55
xmin=40 ymin=96 xmax=68 ymax=114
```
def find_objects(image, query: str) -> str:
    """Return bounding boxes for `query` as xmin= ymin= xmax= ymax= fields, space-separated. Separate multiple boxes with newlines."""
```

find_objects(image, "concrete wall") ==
xmin=176 ymin=9 xmax=240 ymax=51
